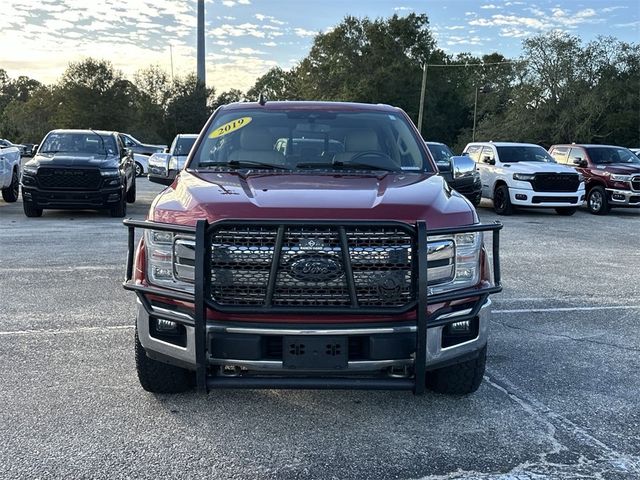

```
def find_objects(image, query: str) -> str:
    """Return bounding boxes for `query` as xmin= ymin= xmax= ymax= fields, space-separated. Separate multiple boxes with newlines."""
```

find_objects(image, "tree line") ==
xmin=0 ymin=13 xmax=638 ymax=151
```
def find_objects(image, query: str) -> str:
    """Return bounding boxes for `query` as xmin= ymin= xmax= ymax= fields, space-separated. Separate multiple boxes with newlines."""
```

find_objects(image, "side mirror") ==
xmin=482 ymin=156 xmax=495 ymax=165
xmin=451 ymin=155 xmax=477 ymax=179
xmin=32 ymin=144 xmax=39 ymax=153
xmin=164 ymin=147 xmax=170 ymax=154
xmin=436 ymin=160 xmax=452 ymax=172
xmin=149 ymin=176 xmax=174 ymax=186
xmin=573 ymin=158 xmax=587 ymax=167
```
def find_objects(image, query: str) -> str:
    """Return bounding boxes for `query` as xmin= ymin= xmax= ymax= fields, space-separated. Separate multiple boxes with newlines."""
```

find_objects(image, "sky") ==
xmin=1 ymin=0 xmax=639 ymax=93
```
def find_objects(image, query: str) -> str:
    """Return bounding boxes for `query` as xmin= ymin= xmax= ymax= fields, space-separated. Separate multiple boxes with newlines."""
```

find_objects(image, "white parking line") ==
xmin=0 ymin=325 xmax=133 ymax=336
xmin=0 ymin=265 xmax=122 ymax=273
xmin=494 ymin=305 xmax=640 ymax=314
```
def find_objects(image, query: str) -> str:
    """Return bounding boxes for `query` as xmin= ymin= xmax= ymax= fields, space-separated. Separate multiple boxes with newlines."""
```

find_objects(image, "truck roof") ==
xmin=49 ymin=129 xmax=117 ymax=136
xmin=551 ymin=144 xmax=627 ymax=149
xmin=220 ymin=101 xmax=400 ymax=113
xmin=466 ymin=142 xmax=543 ymax=148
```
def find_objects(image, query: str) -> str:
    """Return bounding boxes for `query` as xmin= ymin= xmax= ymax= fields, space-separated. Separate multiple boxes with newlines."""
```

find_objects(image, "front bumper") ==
xmin=136 ymin=298 xmax=491 ymax=373
xmin=21 ymin=185 xmax=123 ymax=209
xmin=508 ymin=186 xmax=585 ymax=207
xmin=606 ymin=188 xmax=640 ymax=207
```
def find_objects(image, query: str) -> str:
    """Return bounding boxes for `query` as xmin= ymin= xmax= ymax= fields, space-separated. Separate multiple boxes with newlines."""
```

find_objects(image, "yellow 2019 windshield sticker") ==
xmin=209 ymin=117 xmax=253 ymax=138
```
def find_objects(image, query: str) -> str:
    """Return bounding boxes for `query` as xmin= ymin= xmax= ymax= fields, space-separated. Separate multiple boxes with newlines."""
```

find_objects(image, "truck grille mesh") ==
xmin=37 ymin=168 xmax=102 ymax=190
xmin=632 ymin=176 xmax=640 ymax=192
xmin=209 ymin=225 xmax=418 ymax=308
xmin=530 ymin=173 xmax=580 ymax=192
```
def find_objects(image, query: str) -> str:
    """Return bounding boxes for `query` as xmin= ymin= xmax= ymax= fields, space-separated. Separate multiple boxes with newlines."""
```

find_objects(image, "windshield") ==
xmin=496 ymin=146 xmax=555 ymax=163
xmin=426 ymin=143 xmax=454 ymax=164
xmin=175 ymin=137 xmax=197 ymax=156
xmin=586 ymin=147 xmax=640 ymax=165
xmin=190 ymin=109 xmax=432 ymax=172
xmin=40 ymin=132 xmax=117 ymax=155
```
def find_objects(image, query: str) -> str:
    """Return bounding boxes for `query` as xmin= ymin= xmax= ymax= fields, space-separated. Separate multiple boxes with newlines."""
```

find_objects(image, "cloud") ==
xmin=499 ymin=27 xmax=530 ymax=38
xmin=446 ymin=36 xmax=484 ymax=46
xmin=222 ymin=0 xmax=251 ymax=6
xmin=394 ymin=7 xmax=412 ymax=11
xmin=480 ymin=4 xmax=499 ymax=9
xmin=255 ymin=13 xmax=286 ymax=25
xmin=221 ymin=47 xmax=266 ymax=55
xmin=261 ymin=41 xmax=278 ymax=47
xmin=293 ymin=27 xmax=316 ymax=38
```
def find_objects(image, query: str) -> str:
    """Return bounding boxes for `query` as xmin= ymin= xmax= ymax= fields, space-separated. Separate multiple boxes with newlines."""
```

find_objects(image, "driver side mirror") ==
xmin=573 ymin=158 xmax=587 ymax=167
xmin=164 ymin=147 xmax=170 ymax=154
xmin=482 ymin=156 xmax=495 ymax=165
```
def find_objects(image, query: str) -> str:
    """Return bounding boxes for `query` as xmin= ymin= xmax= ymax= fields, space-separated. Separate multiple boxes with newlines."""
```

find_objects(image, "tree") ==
xmin=246 ymin=67 xmax=300 ymax=101
xmin=162 ymin=74 xmax=215 ymax=139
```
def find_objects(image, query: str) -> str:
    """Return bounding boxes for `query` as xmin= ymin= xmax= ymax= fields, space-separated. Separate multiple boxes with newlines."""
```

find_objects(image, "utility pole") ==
xmin=472 ymin=86 xmax=479 ymax=142
xmin=417 ymin=63 xmax=428 ymax=136
xmin=169 ymin=44 xmax=175 ymax=83
xmin=197 ymin=0 xmax=205 ymax=86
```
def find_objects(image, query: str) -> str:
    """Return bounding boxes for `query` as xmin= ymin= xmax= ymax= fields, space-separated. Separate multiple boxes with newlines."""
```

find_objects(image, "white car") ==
xmin=133 ymin=153 xmax=150 ymax=177
xmin=0 ymin=145 xmax=21 ymax=202
xmin=462 ymin=142 xmax=585 ymax=215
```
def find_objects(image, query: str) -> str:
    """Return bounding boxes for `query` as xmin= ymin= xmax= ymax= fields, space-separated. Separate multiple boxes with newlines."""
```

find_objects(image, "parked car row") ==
xmin=428 ymin=141 xmax=640 ymax=216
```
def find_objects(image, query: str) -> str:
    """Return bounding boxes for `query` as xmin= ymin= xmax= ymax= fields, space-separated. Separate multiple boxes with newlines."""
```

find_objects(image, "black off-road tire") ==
xmin=135 ymin=329 xmax=194 ymax=394
xmin=426 ymin=346 xmax=487 ymax=395
xmin=109 ymin=192 xmax=127 ymax=217
xmin=587 ymin=186 xmax=610 ymax=215
xmin=23 ymin=200 xmax=43 ymax=217
xmin=493 ymin=185 xmax=513 ymax=215
xmin=555 ymin=207 xmax=577 ymax=216
xmin=126 ymin=178 xmax=136 ymax=204
xmin=2 ymin=167 xmax=19 ymax=202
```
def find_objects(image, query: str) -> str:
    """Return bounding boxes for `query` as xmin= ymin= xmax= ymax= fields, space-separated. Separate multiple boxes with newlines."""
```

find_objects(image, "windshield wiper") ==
xmin=296 ymin=160 xmax=393 ymax=171
xmin=199 ymin=160 xmax=288 ymax=170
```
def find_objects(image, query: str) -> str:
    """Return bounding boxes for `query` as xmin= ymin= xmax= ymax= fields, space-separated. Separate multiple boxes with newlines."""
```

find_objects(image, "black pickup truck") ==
xmin=21 ymin=129 xmax=136 ymax=217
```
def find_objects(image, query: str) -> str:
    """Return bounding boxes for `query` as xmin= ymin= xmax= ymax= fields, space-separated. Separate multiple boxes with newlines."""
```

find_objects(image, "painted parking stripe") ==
xmin=0 ymin=325 xmax=133 ymax=336
xmin=494 ymin=305 xmax=640 ymax=314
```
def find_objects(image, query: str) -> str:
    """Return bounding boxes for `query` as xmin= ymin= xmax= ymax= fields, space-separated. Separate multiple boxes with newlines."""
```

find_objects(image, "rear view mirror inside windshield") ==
xmin=295 ymin=123 xmax=331 ymax=133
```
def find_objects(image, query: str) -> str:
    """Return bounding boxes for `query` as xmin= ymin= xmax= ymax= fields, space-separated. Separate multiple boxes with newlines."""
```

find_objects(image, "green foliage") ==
xmin=0 ymin=18 xmax=638 ymax=149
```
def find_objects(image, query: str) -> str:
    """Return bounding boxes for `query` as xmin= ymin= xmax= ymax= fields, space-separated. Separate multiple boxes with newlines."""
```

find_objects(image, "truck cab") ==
xmin=549 ymin=144 xmax=640 ymax=215
xmin=123 ymin=101 xmax=502 ymax=396
xmin=463 ymin=142 xmax=585 ymax=215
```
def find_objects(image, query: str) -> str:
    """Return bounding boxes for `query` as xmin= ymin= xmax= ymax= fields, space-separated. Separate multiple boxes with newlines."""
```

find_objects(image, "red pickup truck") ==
xmin=123 ymin=101 xmax=502 ymax=395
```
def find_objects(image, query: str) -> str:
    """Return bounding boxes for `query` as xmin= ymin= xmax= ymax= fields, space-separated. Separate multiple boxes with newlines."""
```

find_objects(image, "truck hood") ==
xmin=151 ymin=171 xmax=477 ymax=228
xmin=29 ymin=153 xmax=120 ymax=169
xmin=503 ymin=162 xmax=577 ymax=174
xmin=592 ymin=164 xmax=640 ymax=175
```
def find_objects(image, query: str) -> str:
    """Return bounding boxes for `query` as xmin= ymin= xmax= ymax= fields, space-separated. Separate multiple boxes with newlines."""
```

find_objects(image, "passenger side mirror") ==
xmin=164 ymin=147 xmax=170 ymax=154
xmin=482 ymin=156 xmax=495 ymax=165
xmin=451 ymin=155 xmax=476 ymax=179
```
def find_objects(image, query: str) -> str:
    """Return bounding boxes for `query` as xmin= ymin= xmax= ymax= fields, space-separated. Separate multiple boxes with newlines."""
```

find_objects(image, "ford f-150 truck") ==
xmin=0 ymin=144 xmax=21 ymax=202
xmin=123 ymin=101 xmax=502 ymax=396
xmin=548 ymin=144 xmax=640 ymax=215
xmin=22 ymin=129 xmax=136 ymax=217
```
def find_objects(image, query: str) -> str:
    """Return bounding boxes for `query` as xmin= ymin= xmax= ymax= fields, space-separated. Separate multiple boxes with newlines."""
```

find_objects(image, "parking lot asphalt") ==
xmin=0 ymin=179 xmax=639 ymax=479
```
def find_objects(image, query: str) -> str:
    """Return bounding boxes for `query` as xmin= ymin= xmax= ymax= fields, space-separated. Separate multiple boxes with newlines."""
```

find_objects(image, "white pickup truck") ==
xmin=0 ymin=145 xmax=21 ymax=202
xmin=463 ymin=142 xmax=586 ymax=215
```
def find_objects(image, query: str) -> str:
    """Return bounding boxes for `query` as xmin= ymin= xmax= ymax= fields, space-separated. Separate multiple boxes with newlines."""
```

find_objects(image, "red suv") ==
xmin=549 ymin=144 xmax=640 ymax=215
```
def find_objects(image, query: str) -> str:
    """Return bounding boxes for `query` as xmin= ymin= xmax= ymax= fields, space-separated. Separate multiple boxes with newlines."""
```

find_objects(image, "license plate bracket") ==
xmin=282 ymin=335 xmax=348 ymax=370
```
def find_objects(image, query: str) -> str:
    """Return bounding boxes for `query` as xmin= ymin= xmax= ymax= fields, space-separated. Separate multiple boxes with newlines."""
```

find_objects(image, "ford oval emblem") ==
xmin=289 ymin=255 xmax=343 ymax=282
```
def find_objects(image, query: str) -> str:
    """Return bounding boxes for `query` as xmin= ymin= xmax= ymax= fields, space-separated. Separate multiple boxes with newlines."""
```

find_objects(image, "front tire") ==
xmin=426 ymin=346 xmax=487 ymax=395
xmin=555 ymin=207 xmax=577 ymax=216
xmin=23 ymin=200 xmax=43 ymax=217
xmin=126 ymin=178 xmax=136 ymax=204
xmin=109 ymin=192 xmax=127 ymax=217
xmin=470 ymin=193 xmax=482 ymax=207
xmin=135 ymin=162 xmax=144 ymax=177
xmin=135 ymin=329 xmax=194 ymax=394
xmin=493 ymin=185 xmax=513 ymax=215
xmin=2 ymin=168 xmax=19 ymax=202
xmin=587 ymin=186 xmax=610 ymax=215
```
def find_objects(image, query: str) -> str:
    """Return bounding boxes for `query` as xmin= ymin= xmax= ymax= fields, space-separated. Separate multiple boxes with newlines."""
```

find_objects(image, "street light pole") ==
xmin=472 ymin=85 xmax=479 ymax=142
xmin=197 ymin=0 xmax=205 ymax=86
xmin=417 ymin=63 xmax=428 ymax=136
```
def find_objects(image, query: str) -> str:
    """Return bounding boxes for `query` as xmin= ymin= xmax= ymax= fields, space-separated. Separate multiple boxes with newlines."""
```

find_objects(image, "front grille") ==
xmin=174 ymin=225 xmax=456 ymax=309
xmin=632 ymin=176 xmax=640 ymax=192
xmin=36 ymin=168 xmax=102 ymax=190
xmin=531 ymin=173 xmax=579 ymax=192
xmin=531 ymin=196 xmax=578 ymax=204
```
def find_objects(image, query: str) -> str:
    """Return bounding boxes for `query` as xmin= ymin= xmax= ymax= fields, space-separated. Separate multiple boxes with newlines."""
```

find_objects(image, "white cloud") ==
xmin=394 ymin=6 xmax=412 ymax=11
xmin=480 ymin=4 xmax=499 ymax=9
xmin=294 ymin=27 xmax=316 ymax=38
xmin=444 ymin=26 xmax=465 ymax=30
xmin=261 ymin=41 xmax=278 ymax=47
xmin=222 ymin=0 xmax=251 ymax=6
xmin=221 ymin=47 xmax=266 ymax=55
xmin=499 ymin=27 xmax=530 ymax=38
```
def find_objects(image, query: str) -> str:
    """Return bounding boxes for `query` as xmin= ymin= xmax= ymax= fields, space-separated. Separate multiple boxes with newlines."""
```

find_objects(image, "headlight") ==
xmin=22 ymin=165 xmax=38 ymax=175
xmin=145 ymin=230 xmax=193 ymax=293
xmin=610 ymin=174 xmax=631 ymax=182
xmin=429 ymin=232 xmax=483 ymax=294
xmin=100 ymin=169 xmax=119 ymax=177
xmin=513 ymin=173 xmax=535 ymax=181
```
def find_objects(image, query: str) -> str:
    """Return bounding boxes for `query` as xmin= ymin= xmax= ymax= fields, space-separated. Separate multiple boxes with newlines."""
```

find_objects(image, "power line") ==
xmin=424 ymin=60 xmax=525 ymax=68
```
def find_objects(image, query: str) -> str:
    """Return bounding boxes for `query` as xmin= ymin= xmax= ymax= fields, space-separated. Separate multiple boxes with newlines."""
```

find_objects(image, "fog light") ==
xmin=449 ymin=320 xmax=471 ymax=333
xmin=613 ymin=194 xmax=625 ymax=201
xmin=515 ymin=194 xmax=527 ymax=200
xmin=156 ymin=319 xmax=178 ymax=332
xmin=107 ymin=193 xmax=119 ymax=201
